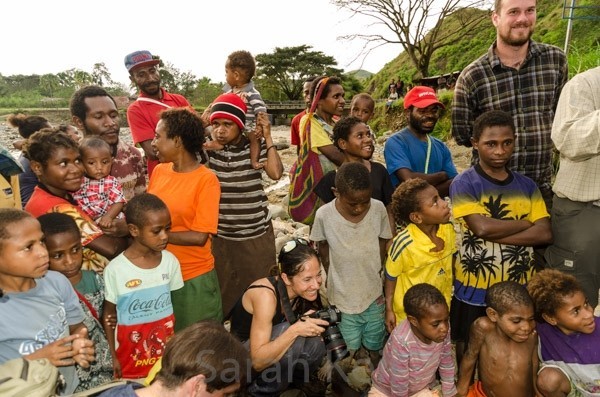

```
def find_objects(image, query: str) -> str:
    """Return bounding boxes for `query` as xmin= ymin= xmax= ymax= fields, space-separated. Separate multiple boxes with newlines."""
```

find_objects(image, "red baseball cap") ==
xmin=403 ymin=86 xmax=445 ymax=109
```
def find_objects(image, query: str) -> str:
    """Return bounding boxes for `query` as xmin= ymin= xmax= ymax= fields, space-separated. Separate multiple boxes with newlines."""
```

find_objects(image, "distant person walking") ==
xmin=452 ymin=0 xmax=567 ymax=209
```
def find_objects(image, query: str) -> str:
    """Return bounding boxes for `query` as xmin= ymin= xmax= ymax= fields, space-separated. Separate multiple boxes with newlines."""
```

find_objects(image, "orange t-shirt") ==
xmin=148 ymin=163 xmax=220 ymax=281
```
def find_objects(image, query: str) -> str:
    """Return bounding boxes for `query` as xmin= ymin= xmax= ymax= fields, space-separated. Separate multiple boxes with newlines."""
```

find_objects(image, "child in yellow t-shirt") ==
xmin=384 ymin=178 xmax=456 ymax=332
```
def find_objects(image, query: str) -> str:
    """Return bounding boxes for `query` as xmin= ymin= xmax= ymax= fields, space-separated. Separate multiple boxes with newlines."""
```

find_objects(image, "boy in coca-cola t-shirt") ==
xmin=102 ymin=193 xmax=183 ymax=379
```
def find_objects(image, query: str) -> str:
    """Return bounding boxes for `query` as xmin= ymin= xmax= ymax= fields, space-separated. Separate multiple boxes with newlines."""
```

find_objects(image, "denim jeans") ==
xmin=246 ymin=322 xmax=326 ymax=396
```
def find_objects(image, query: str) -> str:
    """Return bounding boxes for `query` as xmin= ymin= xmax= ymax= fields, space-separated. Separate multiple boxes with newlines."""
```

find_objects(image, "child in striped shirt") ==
xmin=370 ymin=283 xmax=456 ymax=397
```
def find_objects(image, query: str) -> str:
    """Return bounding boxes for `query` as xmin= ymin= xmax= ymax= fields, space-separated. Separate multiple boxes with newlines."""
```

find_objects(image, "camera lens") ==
xmin=322 ymin=325 xmax=348 ymax=362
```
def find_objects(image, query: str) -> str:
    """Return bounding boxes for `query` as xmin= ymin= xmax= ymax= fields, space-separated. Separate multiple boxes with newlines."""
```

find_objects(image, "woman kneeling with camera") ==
xmin=229 ymin=238 xmax=329 ymax=395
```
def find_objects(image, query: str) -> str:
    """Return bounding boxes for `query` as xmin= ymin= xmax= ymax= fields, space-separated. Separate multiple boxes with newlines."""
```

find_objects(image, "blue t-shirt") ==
xmin=383 ymin=127 xmax=458 ymax=187
xmin=0 ymin=271 xmax=85 ymax=395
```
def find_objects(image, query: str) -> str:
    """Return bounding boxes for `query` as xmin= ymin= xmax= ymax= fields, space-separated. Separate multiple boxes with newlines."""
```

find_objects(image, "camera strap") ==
xmin=275 ymin=277 xmax=299 ymax=325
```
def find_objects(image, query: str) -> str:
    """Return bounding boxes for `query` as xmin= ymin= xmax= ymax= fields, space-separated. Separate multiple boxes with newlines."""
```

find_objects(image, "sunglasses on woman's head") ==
xmin=281 ymin=238 xmax=310 ymax=254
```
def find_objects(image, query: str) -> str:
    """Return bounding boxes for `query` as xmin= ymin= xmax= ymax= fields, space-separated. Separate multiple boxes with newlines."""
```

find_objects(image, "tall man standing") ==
xmin=125 ymin=50 xmax=191 ymax=177
xmin=452 ymin=0 xmax=567 ymax=208
xmin=545 ymin=66 xmax=600 ymax=306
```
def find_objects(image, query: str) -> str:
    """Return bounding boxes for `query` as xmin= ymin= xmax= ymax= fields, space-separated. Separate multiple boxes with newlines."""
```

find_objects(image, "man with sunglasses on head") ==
xmin=125 ymin=50 xmax=192 ymax=177
xmin=384 ymin=86 xmax=458 ymax=198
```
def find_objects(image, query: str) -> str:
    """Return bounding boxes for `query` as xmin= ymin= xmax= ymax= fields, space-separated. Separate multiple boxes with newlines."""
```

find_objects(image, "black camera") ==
xmin=309 ymin=306 xmax=349 ymax=362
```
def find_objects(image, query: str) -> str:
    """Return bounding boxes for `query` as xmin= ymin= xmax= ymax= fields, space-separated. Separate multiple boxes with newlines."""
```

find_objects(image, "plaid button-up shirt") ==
xmin=452 ymin=40 xmax=568 ymax=201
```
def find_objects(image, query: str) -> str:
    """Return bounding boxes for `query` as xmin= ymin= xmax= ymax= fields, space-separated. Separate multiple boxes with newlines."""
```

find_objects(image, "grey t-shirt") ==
xmin=0 ymin=270 xmax=85 ymax=394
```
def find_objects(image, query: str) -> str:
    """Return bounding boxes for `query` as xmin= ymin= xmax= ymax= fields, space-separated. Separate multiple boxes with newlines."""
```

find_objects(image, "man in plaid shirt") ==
xmin=452 ymin=0 xmax=567 ymax=209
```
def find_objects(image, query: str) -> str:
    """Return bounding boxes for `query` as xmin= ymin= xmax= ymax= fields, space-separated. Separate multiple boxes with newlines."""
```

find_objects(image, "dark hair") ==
xmin=332 ymin=116 xmax=364 ymax=150
xmin=124 ymin=193 xmax=169 ymax=228
xmin=309 ymin=75 xmax=342 ymax=108
xmin=472 ymin=110 xmax=515 ymax=141
xmin=335 ymin=162 xmax=371 ymax=195
xmin=22 ymin=128 xmax=80 ymax=165
xmin=155 ymin=320 xmax=249 ymax=391
xmin=0 ymin=209 xmax=34 ymax=249
xmin=277 ymin=239 xmax=319 ymax=278
xmin=79 ymin=136 xmax=111 ymax=157
xmin=350 ymin=93 xmax=375 ymax=110
xmin=391 ymin=178 xmax=431 ymax=225
xmin=159 ymin=107 xmax=205 ymax=156
xmin=404 ymin=283 xmax=447 ymax=319
xmin=7 ymin=113 xmax=50 ymax=139
xmin=527 ymin=269 xmax=583 ymax=323
xmin=486 ymin=281 xmax=533 ymax=315
xmin=226 ymin=50 xmax=256 ymax=82
xmin=37 ymin=212 xmax=81 ymax=239
xmin=70 ymin=85 xmax=117 ymax=122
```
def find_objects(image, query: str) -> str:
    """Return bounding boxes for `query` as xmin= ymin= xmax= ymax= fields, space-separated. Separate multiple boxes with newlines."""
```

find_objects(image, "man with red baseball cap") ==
xmin=125 ymin=50 xmax=192 ymax=177
xmin=383 ymin=86 xmax=457 ymax=197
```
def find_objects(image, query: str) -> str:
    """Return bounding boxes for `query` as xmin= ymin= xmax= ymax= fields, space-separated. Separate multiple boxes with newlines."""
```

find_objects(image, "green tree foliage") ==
xmin=158 ymin=62 xmax=198 ymax=99
xmin=190 ymin=77 xmax=223 ymax=107
xmin=255 ymin=45 xmax=344 ymax=100
xmin=91 ymin=62 xmax=114 ymax=87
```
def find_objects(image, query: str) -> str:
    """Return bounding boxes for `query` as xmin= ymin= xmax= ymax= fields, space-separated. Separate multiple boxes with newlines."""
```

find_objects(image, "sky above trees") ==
xmin=1 ymin=0 xmax=393 ymax=85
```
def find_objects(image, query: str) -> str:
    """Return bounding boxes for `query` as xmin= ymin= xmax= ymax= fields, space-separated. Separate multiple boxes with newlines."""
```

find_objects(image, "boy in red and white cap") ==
xmin=204 ymin=93 xmax=284 ymax=316
xmin=383 ymin=86 xmax=458 ymax=197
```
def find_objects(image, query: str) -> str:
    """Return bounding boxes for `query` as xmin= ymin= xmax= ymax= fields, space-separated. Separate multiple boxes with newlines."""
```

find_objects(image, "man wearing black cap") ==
xmin=125 ymin=50 xmax=191 ymax=177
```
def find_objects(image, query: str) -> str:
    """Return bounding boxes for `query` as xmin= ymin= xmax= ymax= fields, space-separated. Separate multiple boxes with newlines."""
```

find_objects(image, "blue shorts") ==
xmin=339 ymin=296 xmax=386 ymax=351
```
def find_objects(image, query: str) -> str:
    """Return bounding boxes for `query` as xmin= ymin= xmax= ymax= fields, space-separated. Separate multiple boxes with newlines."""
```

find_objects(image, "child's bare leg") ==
xmin=537 ymin=367 xmax=571 ymax=397
xmin=368 ymin=349 xmax=381 ymax=369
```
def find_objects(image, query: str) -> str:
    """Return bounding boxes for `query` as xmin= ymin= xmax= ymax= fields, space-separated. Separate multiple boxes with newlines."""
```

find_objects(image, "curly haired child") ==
xmin=527 ymin=269 xmax=600 ymax=396
xmin=384 ymin=178 xmax=455 ymax=332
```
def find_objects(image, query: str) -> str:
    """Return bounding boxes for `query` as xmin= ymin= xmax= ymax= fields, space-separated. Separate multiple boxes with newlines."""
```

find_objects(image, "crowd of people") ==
xmin=0 ymin=0 xmax=599 ymax=396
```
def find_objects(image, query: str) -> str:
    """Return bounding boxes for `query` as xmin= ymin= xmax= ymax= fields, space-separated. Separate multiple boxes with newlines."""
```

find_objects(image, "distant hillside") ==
xmin=367 ymin=0 xmax=599 ymax=99
xmin=348 ymin=69 xmax=373 ymax=81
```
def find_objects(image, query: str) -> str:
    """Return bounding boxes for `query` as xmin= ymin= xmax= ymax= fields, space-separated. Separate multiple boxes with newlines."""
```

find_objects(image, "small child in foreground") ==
xmin=456 ymin=281 xmax=539 ymax=397
xmin=38 ymin=212 xmax=113 ymax=390
xmin=384 ymin=178 xmax=455 ymax=332
xmin=102 ymin=193 xmax=183 ymax=379
xmin=370 ymin=283 xmax=456 ymax=397
xmin=527 ymin=269 xmax=600 ymax=396
xmin=310 ymin=162 xmax=392 ymax=367
xmin=73 ymin=136 xmax=126 ymax=228
xmin=0 ymin=209 xmax=94 ymax=395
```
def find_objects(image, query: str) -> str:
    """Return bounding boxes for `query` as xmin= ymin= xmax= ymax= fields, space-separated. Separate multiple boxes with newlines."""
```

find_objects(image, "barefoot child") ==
xmin=449 ymin=110 xmax=552 ymax=365
xmin=73 ymin=137 xmax=126 ymax=229
xmin=456 ymin=281 xmax=539 ymax=397
xmin=38 ymin=212 xmax=113 ymax=390
xmin=310 ymin=162 xmax=393 ymax=368
xmin=527 ymin=269 xmax=600 ymax=396
xmin=384 ymin=178 xmax=455 ymax=332
xmin=102 ymin=193 xmax=183 ymax=379
xmin=370 ymin=283 xmax=456 ymax=397
xmin=0 ymin=209 xmax=95 ymax=395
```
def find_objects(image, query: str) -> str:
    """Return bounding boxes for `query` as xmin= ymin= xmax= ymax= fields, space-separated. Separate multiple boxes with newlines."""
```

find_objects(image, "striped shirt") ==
xmin=452 ymin=40 xmax=568 ymax=199
xmin=225 ymin=81 xmax=267 ymax=131
xmin=371 ymin=319 xmax=457 ymax=396
xmin=207 ymin=135 xmax=269 ymax=240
